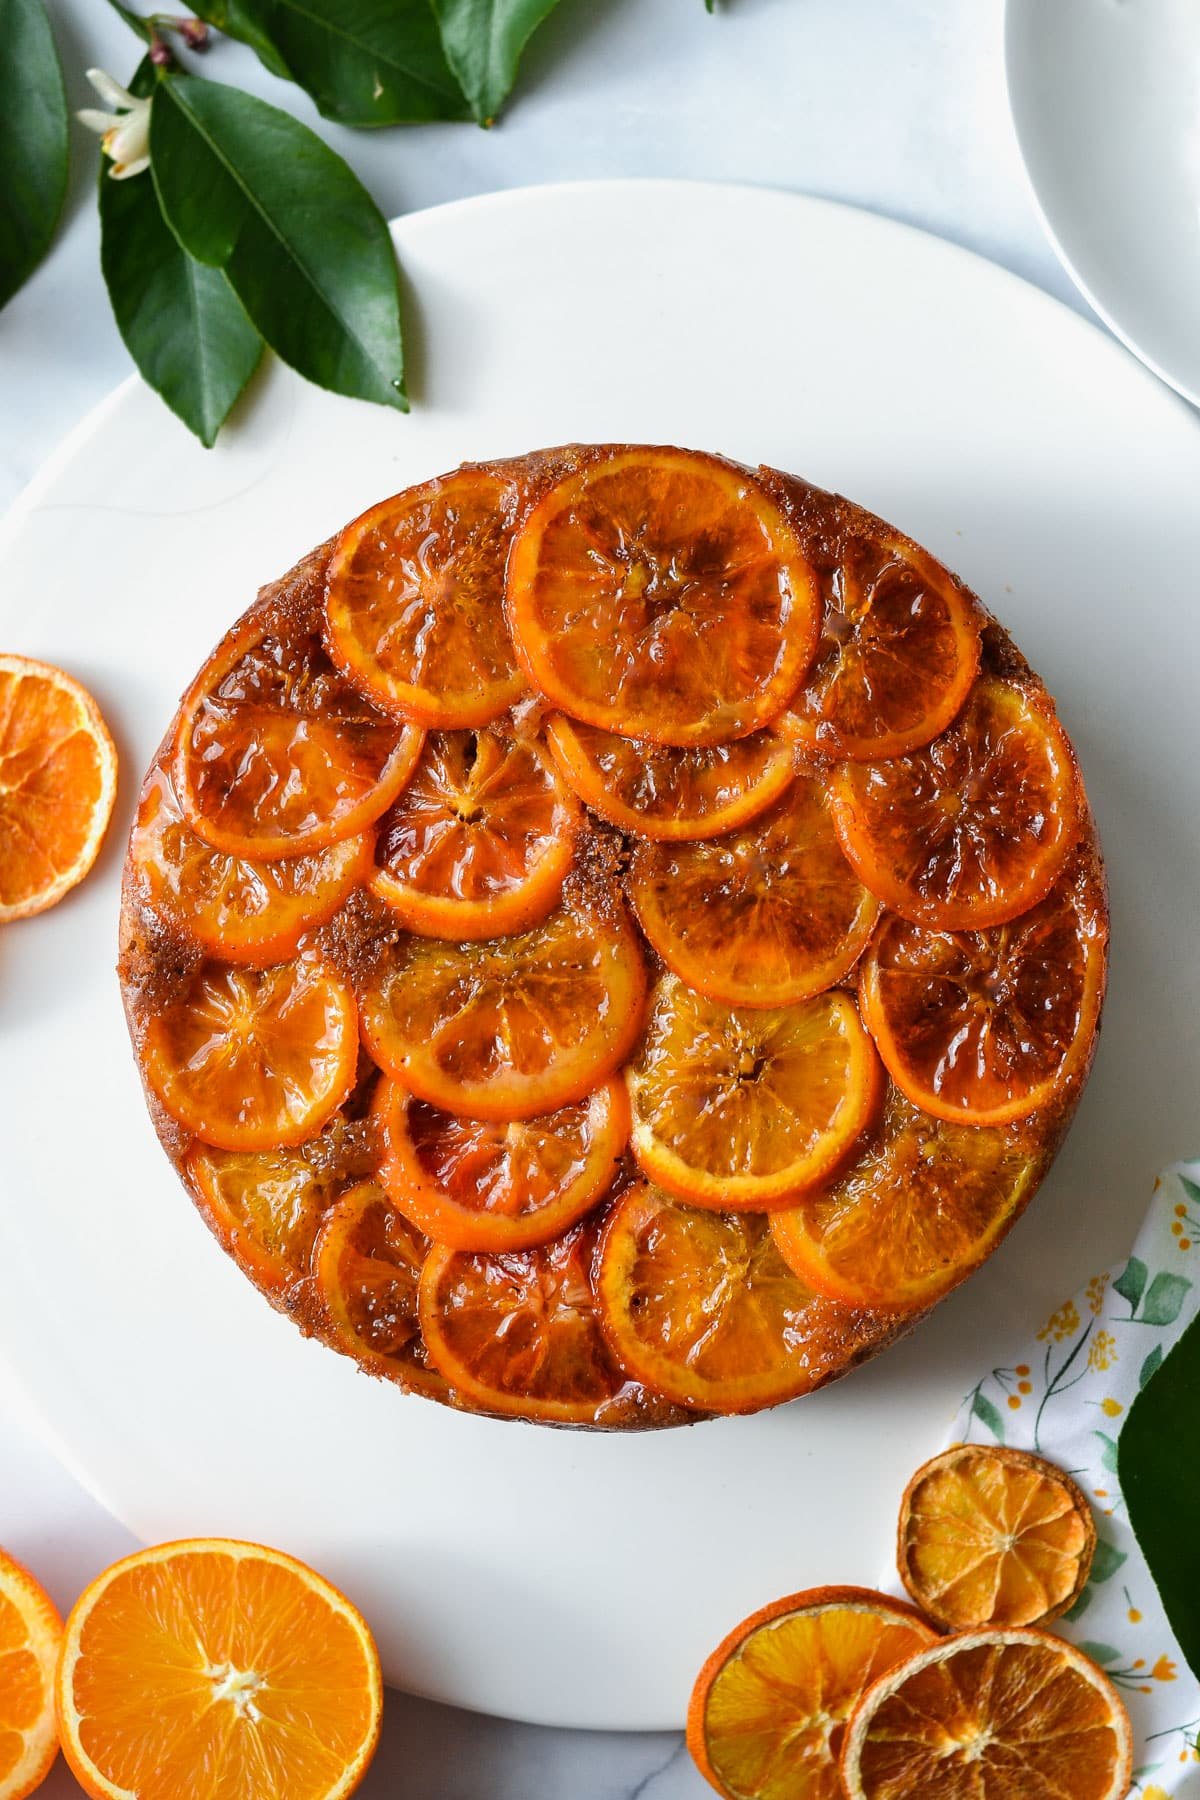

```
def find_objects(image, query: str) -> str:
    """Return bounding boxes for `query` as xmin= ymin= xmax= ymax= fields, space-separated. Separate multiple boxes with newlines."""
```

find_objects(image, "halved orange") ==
xmin=370 ymin=728 xmax=581 ymax=939
xmin=141 ymin=953 xmax=358 ymax=1151
xmin=506 ymin=448 xmax=820 ymax=746
xmin=779 ymin=532 xmax=981 ymax=760
xmin=628 ymin=776 xmax=879 ymax=1008
xmin=0 ymin=654 xmax=117 ymax=922
xmin=324 ymin=469 xmax=526 ymax=728
xmin=0 ymin=1547 xmax=62 ymax=1800
xmin=313 ymin=1180 xmax=447 ymax=1396
xmin=544 ymin=712 xmax=795 ymax=841
xmin=831 ymin=673 xmax=1080 ymax=930
xmin=375 ymin=1075 xmax=628 ymax=1252
xmin=858 ymin=855 xmax=1107 ymax=1125
xmin=687 ymin=1586 xmax=938 ymax=1800
xmin=176 ymin=617 xmax=423 ymax=857
xmin=897 ymin=1444 xmax=1097 ymax=1631
xmin=840 ymin=1628 xmax=1132 ymax=1800
xmin=359 ymin=886 xmax=646 ymax=1121
xmin=770 ymin=1086 xmax=1042 ymax=1313
xmin=626 ymin=975 xmax=880 ymax=1208
xmin=56 ymin=1538 xmax=382 ymax=1800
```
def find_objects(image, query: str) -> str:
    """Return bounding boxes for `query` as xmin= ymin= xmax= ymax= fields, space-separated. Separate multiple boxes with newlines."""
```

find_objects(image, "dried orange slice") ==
xmin=770 ymin=1086 xmax=1041 ymax=1312
xmin=370 ymin=728 xmax=581 ymax=939
xmin=506 ymin=448 xmax=820 ymax=746
xmin=544 ymin=713 xmax=795 ymax=841
xmin=629 ymin=776 xmax=878 ymax=1008
xmin=56 ymin=1538 xmax=382 ymax=1800
xmin=141 ymin=953 xmax=358 ymax=1151
xmin=687 ymin=1586 xmax=937 ymax=1800
xmin=897 ymin=1444 xmax=1097 ymax=1631
xmin=840 ymin=1629 xmax=1132 ymax=1800
xmin=780 ymin=532 xmax=981 ymax=760
xmin=858 ymin=856 xmax=1107 ymax=1126
xmin=0 ymin=655 xmax=117 ymax=922
xmin=324 ymin=469 xmax=525 ymax=727
xmin=359 ymin=887 xmax=646 ymax=1120
xmin=0 ymin=1547 xmax=62 ymax=1800
xmin=176 ymin=617 xmax=423 ymax=857
xmin=626 ymin=976 xmax=880 ymax=1208
xmin=313 ymin=1180 xmax=446 ymax=1396
xmin=375 ymin=1075 xmax=628 ymax=1252
xmin=832 ymin=673 xmax=1080 ymax=930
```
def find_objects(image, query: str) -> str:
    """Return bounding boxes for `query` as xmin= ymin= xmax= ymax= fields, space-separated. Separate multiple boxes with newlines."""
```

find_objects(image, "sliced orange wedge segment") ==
xmin=313 ymin=1180 xmax=447 ymax=1396
xmin=506 ymin=448 xmax=820 ymax=746
xmin=375 ymin=1075 xmax=628 ymax=1252
xmin=897 ymin=1444 xmax=1097 ymax=1631
xmin=770 ymin=1086 xmax=1042 ymax=1313
xmin=370 ymin=728 xmax=581 ymax=939
xmin=141 ymin=953 xmax=358 ymax=1151
xmin=831 ymin=673 xmax=1080 ymax=930
xmin=628 ymin=776 xmax=878 ymax=1008
xmin=56 ymin=1538 xmax=382 ymax=1800
xmin=687 ymin=1586 xmax=938 ymax=1800
xmin=0 ymin=654 xmax=117 ymax=922
xmin=626 ymin=976 xmax=880 ymax=1208
xmin=0 ymin=1547 xmax=62 ymax=1800
xmin=324 ymin=469 xmax=526 ymax=728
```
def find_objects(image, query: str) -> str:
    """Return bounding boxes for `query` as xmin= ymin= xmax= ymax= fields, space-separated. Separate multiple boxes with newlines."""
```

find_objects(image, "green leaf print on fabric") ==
xmin=970 ymin=1389 xmax=1005 ymax=1443
xmin=1114 ymin=1257 xmax=1149 ymax=1313
xmin=1091 ymin=1538 xmax=1129 ymax=1584
xmin=1141 ymin=1345 xmax=1165 ymax=1389
xmin=1142 ymin=1273 xmax=1193 ymax=1327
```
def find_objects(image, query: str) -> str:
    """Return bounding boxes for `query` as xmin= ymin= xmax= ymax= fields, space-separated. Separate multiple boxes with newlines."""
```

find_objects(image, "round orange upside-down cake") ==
xmin=118 ymin=445 xmax=1107 ymax=1429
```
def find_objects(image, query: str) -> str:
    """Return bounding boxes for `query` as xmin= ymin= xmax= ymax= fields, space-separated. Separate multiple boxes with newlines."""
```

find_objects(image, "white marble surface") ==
xmin=0 ymin=0 xmax=1129 ymax=1791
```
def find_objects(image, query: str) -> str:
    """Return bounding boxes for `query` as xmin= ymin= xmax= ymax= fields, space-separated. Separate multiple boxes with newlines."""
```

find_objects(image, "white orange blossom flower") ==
xmin=77 ymin=69 xmax=151 ymax=180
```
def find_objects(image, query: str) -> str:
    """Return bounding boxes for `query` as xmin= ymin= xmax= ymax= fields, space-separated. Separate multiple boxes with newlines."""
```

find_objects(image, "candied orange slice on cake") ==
xmin=770 ymin=1086 xmax=1041 ymax=1312
xmin=313 ymin=1181 xmax=446 ymax=1395
xmin=628 ymin=776 xmax=879 ymax=1008
xmin=543 ymin=713 xmax=795 ymax=841
xmin=626 ymin=976 xmax=880 ymax=1208
xmin=0 ymin=1547 xmax=62 ymax=1800
xmin=370 ymin=728 xmax=581 ymax=939
xmin=375 ymin=1075 xmax=627 ymax=1252
xmin=506 ymin=448 xmax=820 ymax=745
xmin=687 ymin=1586 xmax=937 ymax=1800
xmin=141 ymin=953 xmax=358 ymax=1151
xmin=325 ymin=469 xmax=526 ymax=727
xmin=832 ymin=672 xmax=1080 ymax=930
xmin=176 ymin=618 xmax=423 ymax=858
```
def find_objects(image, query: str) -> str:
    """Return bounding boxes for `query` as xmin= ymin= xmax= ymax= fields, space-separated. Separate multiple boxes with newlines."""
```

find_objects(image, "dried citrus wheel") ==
xmin=628 ymin=777 xmax=879 ymax=1008
xmin=176 ymin=616 xmax=423 ymax=857
xmin=374 ymin=1075 xmax=628 ymax=1252
xmin=0 ymin=654 xmax=117 ymax=923
xmin=687 ymin=1586 xmax=938 ymax=1800
xmin=626 ymin=976 xmax=880 ymax=1208
xmin=779 ymin=532 xmax=981 ymax=760
xmin=544 ymin=713 xmax=795 ymax=841
xmin=770 ymin=1086 xmax=1041 ymax=1313
xmin=324 ymin=469 xmax=526 ymax=727
xmin=506 ymin=448 xmax=820 ymax=746
xmin=313 ymin=1181 xmax=447 ymax=1396
xmin=141 ymin=953 xmax=358 ymax=1151
xmin=831 ymin=673 xmax=1080 ymax=931
xmin=359 ymin=886 xmax=646 ymax=1120
xmin=897 ymin=1444 xmax=1097 ymax=1632
xmin=839 ymin=1628 xmax=1133 ymax=1800
xmin=858 ymin=854 xmax=1107 ymax=1126
xmin=370 ymin=728 xmax=581 ymax=939
xmin=0 ymin=1547 xmax=62 ymax=1800
xmin=56 ymin=1538 xmax=382 ymax=1800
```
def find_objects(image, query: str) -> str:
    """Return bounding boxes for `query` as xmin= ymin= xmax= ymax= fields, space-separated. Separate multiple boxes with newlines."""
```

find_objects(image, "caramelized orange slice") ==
xmin=176 ymin=617 xmax=423 ymax=857
xmin=141 ymin=953 xmax=358 ymax=1151
xmin=626 ymin=976 xmax=880 ymax=1208
xmin=375 ymin=1075 xmax=627 ymax=1252
xmin=324 ymin=470 xmax=525 ymax=727
xmin=506 ymin=448 xmax=820 ymax=745
xmin=687 ymin=1587 xmax=937 ymax=1800
xmin=544 ymin=713 xmax=795 ymax=841
xmin=370 ymin=728 xmax=580 ymax=939
xmin=832 ymin=674 xmax=1080 ymax=930
xmin=770 ymin=1086 xmax=1041 ymax=1313
xmin=359 ymin=888 xmax=646 ymax=1120
xmin=313 ymin=1180 xmax=446 ymax=1395
xmin=0 ymin=1547 xmax=62 ymax=1800
xmin=629 ymin=776 xmax=878 ymax=1007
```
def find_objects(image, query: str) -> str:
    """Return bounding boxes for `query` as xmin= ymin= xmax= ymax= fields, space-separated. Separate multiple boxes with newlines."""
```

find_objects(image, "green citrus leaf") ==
xmin=432 ymin=0 xmax=561 ymax=125
xmin=0 ymin=0 xmax=68 ymax=309
xmin=1121 ymin=1309 xmax=1200 ymax=1678
xmin=186 ymin=1 xmax=291 ymax=74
